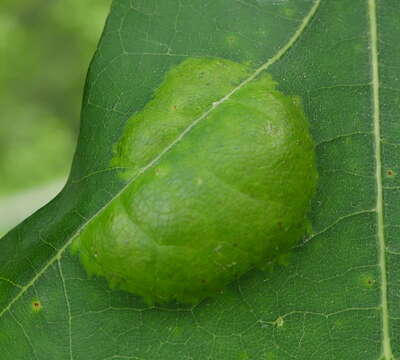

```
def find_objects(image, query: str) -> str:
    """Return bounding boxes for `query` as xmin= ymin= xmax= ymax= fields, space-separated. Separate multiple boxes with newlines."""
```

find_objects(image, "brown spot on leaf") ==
xmin=31 ymin=300 xmax=42 ymax=312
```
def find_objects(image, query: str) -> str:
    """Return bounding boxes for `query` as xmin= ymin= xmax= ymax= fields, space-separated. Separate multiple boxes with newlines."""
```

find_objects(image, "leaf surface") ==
xmin=0 ymin=0 xmax=399 ymax=359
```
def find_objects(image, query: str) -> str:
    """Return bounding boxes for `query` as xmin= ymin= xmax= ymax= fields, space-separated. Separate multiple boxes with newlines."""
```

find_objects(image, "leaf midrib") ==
xmin=0 ymin=0 xmax=321 ymax=320
xmin=368 ymin=0 xmax=393 ymax=358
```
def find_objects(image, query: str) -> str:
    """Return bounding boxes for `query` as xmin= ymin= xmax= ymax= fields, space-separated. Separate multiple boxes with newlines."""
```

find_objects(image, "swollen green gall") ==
xmin=71 ymin=58 xmax=318 ymax=304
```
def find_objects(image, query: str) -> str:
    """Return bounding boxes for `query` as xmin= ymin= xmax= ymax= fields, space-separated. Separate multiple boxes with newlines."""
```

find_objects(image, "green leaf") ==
xmin=0 ymin=0 xmax=398 ymax=359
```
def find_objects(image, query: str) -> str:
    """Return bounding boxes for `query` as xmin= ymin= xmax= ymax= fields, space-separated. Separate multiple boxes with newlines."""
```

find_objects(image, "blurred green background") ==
xmin=0 ymin=0 xmax=112 ymax=235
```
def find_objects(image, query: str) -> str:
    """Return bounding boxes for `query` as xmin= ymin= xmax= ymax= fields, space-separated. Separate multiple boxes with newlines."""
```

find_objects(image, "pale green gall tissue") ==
xmin=72 ymin=58 xmax=318 ymax=304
